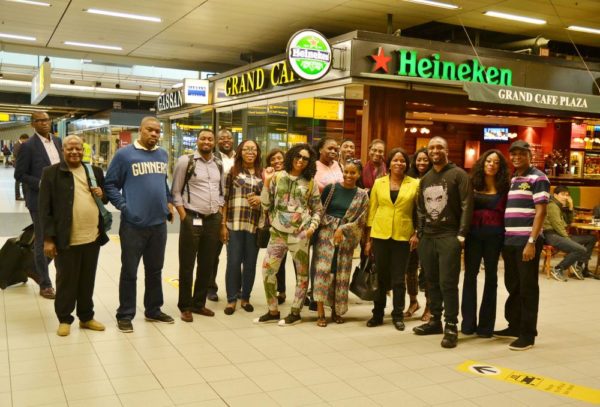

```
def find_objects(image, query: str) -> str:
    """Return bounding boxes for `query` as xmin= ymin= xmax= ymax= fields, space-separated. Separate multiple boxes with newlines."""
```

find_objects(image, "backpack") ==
xmin=182 ymin=154 xmax=224 ymax=202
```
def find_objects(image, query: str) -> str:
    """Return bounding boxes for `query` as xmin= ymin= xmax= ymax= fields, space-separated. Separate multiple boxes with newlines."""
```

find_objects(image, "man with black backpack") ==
xmin=171 ymin=129 xmax=224 ymax=322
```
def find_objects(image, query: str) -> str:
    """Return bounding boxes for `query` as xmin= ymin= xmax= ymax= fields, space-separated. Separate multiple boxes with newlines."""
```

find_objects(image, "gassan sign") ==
xmin=370 ymin=48 xmax=513 ymax=86
xmin=157 ymin=88 xmax=183 ymax=112
xmin=287 ymin=30 xmax=332 ymax=81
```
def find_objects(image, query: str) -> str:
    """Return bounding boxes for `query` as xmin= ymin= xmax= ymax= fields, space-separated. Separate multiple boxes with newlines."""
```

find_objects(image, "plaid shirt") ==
xmin=224 ymin=170 xmax=263 ymax=233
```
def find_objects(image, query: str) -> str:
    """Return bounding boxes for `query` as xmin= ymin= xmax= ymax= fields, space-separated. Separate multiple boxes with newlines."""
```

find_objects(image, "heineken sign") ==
xmin=287 ymin=30 xmax=332 ymax=81
xmin=370 ymin=48 xmax=513 ymax=86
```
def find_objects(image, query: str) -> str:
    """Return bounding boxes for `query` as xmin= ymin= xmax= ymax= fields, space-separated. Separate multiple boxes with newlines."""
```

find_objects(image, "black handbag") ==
xmin=256 ymin=212 xmax=271 ymax=249
xmin=350 ymin=256 xmax=379 ymax=301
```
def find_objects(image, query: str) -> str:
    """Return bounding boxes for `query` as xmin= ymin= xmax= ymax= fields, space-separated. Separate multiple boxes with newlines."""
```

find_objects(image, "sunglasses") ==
xmin=294 ymin=154 xmax=310 ymax=162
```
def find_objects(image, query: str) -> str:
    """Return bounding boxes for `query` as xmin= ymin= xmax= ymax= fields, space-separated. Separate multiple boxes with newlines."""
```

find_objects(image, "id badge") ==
xmin=193 ymin=217 xmax=203 ymax=226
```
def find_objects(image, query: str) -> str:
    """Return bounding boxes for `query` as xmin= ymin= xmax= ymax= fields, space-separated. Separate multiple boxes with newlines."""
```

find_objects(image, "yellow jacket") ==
xmin=368 ymin=175 xmax=419 ymax=241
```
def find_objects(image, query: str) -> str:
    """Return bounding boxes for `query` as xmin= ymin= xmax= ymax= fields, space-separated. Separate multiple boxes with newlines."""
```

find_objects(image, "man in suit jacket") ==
xmin=14 ymin=111 xmax=63 ymax=299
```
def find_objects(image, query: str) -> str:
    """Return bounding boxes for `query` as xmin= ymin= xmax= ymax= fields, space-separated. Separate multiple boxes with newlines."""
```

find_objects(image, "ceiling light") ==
xmin=0 ymin=32 xmax=36 ymax=41
xmin=64 ymin=41 xmax=123 ymax=51
xmin=85 ymin=8 xmax=161 ymax=22
xmin=404 ymin=0 xmax=459 ymax=9
xmin=6 ymin=0 xmax=51 ymax=6
xmin=484 ymin=11 xmax=546 ymax=25
xmin=567 ymin=25 xmax=600 ymax=35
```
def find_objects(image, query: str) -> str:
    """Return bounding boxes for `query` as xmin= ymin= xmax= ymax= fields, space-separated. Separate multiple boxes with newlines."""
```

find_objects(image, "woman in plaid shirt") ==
xmin=221 ymin=140 xmax=263 ymax=315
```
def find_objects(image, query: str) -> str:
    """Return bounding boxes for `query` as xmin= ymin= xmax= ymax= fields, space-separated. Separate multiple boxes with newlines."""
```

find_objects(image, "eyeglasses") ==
xmin=294 ymin=154 xmax=310 ymax=162
xmin=345 ymin=158 xmax=361 ymax=165
xmin=242 ymin=147 xmax=257 ymax=153
xmin=33 ymin=119 xmax=50 ymax=123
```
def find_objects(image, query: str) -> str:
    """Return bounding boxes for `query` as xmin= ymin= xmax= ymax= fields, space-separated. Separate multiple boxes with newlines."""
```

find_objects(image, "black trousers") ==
xmin=178 ymin=212 xmax=222 ymax=312
xmin=209 ymin=241 xmax=223 ymax=294
xmin=418 ymin=236 xmax=462 ymax=324
xmin=501 ymin=241 xmax=543 ymax=340
xmin=54 ymin=241 xmax=100 ymax=324
xmin=371 ymin=239 xmax=410 ymax=320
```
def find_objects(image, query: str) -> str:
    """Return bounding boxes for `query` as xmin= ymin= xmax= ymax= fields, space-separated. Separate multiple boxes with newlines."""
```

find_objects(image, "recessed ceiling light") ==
xmin=567 ymin=25 xmax=600 ymax=35
xmin=404 ymin=0 xmax=459 ymax=9
xmin=85 ymin=8 xmax=161 ymax=22
xmin=0 ymin=32 xmax=36 ymax=41
xmin=64 ymin=41 xmax=123 ymax=51
xmin=6 ymin=0 xmax=51 ymax=6
xmin=484 ymin=11 xmax=546 ymax=25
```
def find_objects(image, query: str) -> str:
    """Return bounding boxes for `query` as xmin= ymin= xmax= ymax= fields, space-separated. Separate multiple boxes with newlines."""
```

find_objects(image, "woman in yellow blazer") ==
xmin=365 ymin=147 xmax=419 ymax=331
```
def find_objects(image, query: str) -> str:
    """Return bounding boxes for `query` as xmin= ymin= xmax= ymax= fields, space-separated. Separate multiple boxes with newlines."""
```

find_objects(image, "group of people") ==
xmin=13 ymin=112 xmax=598 ymax=352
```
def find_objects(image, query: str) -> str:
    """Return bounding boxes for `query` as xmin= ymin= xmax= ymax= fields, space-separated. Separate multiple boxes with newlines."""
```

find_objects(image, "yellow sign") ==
xmin=296 ymin=98 xmax=343 ymax=120
xmin=0 ymin=113 xmax=9 ymax=122
xmin=457 ymin=360 xmax=600 ymax=404
xmin=164 ymin=277 xmax=179 ymax=289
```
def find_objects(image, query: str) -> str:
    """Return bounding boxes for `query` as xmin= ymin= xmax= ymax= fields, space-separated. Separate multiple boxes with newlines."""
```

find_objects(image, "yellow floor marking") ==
xmin=164 ymin=277 xmax=179 ymax=289
xmin=457 ymin=360 xmax=600 ymax=404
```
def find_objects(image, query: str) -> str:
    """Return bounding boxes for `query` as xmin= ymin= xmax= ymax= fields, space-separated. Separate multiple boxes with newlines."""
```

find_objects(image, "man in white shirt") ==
xmin=207 ymin=129 xmax=236 ymax=301
xmin=14 ymin=112 xmax=63 ymax=299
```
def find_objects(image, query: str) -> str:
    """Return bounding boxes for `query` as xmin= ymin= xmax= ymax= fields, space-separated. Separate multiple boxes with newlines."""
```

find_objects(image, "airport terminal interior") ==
xmin=1 ymin=0 xmax=600 ymax=406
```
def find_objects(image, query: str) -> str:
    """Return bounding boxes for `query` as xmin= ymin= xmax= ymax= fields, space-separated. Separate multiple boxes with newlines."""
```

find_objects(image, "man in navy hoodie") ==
xmin=105 ymin=116 xmax=175 ymax=333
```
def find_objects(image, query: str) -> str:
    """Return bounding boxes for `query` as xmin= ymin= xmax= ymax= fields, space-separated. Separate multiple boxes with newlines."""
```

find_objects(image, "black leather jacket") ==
xmin=38 ymin=161 xmax=109 ymax=250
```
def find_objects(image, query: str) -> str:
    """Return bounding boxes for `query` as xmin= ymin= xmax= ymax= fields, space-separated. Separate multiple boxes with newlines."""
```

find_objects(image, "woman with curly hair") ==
xmin=461 ymin=149 xmax=510 ymax=337
xmin=255 ymin=143 xmax=323 ymax=326
xmin=405 ymin=148 xmax=432 ymax=321
xmin=221 ymin=140 xmax=263 ymax=315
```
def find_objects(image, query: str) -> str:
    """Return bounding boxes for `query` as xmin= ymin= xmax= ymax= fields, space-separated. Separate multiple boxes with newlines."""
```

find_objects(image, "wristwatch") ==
xmin=528 ymin=236 xmax=536 ymax=244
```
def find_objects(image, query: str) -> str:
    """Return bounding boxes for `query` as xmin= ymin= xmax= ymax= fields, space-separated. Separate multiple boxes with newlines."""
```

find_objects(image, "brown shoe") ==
xmin=40 ymin=287 xmax=55 ymax=299
xmin=191 ymin=307 xmax=215 ymax=317
xmin=181 ymin=311 xmax=193 ymax=322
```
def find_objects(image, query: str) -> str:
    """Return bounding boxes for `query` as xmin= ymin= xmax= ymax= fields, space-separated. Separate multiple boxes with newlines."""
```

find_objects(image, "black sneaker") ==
xmin=278 ymin=312 xmax=302 ymax=326
xmin=117 ymin=319 xmax=133 ymax=333
xmin=413 ymin=319 xmax=443 ymax=335
xmin=572 ymin=265 xmax=585 ymax=280
xmin=253 ymin=311 xmax=280 ymax=324
xmin=145 ymin=312 xmax=175 ymax=324
xmin=509 ymin=337 xmax=535 ymax=351
xmin=441 ymin=323 xmax=458 ymax=348
xmin=366 ymin=317 xmax=383 ymax=327
xmin=493 ymin=327 xmax=519 ymax=339
xmin=551 ymin=267 xmax=568 ymax=282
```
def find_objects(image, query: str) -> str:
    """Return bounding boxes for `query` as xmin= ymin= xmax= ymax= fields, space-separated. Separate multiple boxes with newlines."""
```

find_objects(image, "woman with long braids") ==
xmin=313 ymin=159 xmax=369 ymax=326
xmin=255 ymin=144 xmax=322 ymax=326
xmin=405 ymin=147 xmax=433 ymax=321
xmin=461 ymin=149 xmax=509 ymax=337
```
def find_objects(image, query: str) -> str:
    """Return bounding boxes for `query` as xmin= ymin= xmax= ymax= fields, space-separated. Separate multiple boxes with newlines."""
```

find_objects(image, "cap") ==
xmin=509 ymin=140 xmax=531 ymax=152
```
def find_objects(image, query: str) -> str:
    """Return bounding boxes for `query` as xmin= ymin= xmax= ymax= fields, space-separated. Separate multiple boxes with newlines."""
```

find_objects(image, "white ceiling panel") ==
xmin=0 ymin=0 xmax=598 ymax=71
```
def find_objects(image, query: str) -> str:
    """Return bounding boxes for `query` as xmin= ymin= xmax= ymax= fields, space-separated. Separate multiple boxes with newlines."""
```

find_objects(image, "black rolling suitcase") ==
xmin=0 ymin=224 xmax=35 ymax=289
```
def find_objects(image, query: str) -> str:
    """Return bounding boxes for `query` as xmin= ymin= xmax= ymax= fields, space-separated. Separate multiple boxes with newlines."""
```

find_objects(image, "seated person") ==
xmin=544 ymin=186 xmax=598 ymax=281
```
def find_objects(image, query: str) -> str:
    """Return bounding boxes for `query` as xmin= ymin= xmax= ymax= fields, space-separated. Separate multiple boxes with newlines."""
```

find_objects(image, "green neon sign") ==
xmin=397 ymin=50 xmax=513 ymax=86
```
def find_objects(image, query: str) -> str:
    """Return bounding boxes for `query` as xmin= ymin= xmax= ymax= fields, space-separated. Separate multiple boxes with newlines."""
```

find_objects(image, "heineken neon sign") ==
xmin=287 ymin=30 xmax=332 ymax=81
xmin=371 ymin=49 xmax=513 ymax=86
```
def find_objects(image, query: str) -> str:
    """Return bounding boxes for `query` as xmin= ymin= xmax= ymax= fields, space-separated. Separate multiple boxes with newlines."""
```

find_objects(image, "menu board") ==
xmin=530 ymin=143 xmax=544 ymax=169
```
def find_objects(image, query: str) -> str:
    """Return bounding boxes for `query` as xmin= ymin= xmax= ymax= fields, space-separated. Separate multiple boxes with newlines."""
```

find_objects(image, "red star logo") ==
xmin=308 ymin=37 xmax=319 ymax=47
xmin=370 ymin=47 xmax=391 ymax=73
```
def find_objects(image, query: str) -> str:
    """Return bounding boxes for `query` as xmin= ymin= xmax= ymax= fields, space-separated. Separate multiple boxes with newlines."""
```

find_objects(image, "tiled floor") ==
xmin=1 ymin=166 xmax=600 ymax=406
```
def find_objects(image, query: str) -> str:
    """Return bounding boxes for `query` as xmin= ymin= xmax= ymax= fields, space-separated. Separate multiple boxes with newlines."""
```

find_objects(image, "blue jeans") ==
xmin=116 ymin=221 xmax=167 ymax=321
xmin=225 ymin=230 xmax=259 ymax=303
xmin=461 ymin=233 xmax=503 ymax=336
xmin=30 ymin=210 xmax=52 ymax=289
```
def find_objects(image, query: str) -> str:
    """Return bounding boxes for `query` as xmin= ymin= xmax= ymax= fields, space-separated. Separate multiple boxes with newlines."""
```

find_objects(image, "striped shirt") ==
xmin=224 ymin=170 xmax=263 ymax=233
xmin=504 ymin=166 xmax=550 ymax=246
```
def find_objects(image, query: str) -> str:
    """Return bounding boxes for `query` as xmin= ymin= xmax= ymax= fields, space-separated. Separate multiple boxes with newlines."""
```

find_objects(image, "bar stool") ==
xmin=542 ymin=244 xmax=556 ymax=279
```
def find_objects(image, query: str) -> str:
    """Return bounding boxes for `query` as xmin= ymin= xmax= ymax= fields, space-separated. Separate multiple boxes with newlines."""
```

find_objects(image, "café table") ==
xmin=571 ymin=222 xmax=600 ymax=274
